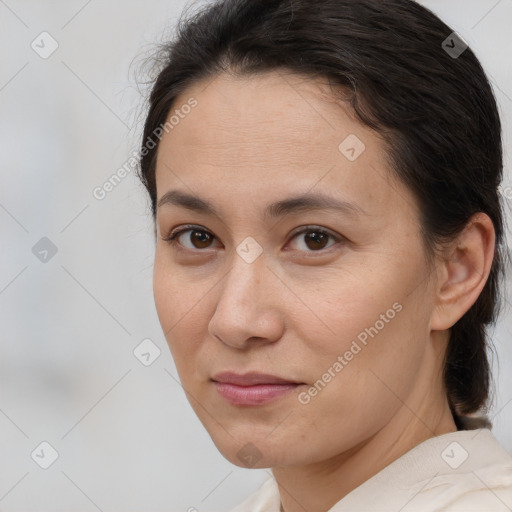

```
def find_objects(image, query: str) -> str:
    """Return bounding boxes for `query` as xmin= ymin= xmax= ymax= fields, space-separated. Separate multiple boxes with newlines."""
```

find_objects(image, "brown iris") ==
xmin=189 ymin=230 xmax=213 ymax=249
xmin=303 ymin=231 xmax=330 ymax=251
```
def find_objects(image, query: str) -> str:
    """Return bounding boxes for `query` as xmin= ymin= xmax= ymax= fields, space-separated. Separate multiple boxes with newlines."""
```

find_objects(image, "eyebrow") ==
xmin=156 ymin=189 xmax=368 ymax=220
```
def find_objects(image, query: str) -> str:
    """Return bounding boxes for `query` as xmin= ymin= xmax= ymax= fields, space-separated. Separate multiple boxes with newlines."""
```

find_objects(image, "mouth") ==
xmin=211 ymin=371 xmax=304 ymax=406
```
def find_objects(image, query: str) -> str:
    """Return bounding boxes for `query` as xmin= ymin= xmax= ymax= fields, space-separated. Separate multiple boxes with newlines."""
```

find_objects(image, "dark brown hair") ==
xmin=138 ymin=0 xmax=508 ymax=430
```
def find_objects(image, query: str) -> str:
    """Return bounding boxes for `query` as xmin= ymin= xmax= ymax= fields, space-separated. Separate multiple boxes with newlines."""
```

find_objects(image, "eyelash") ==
xmin=161 ymin=224 xmax=345 ymax=254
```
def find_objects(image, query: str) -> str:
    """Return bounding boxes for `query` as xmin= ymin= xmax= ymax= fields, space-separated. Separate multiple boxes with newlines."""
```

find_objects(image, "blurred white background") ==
xmin=0 ymin=0 xmax=511 ymax=511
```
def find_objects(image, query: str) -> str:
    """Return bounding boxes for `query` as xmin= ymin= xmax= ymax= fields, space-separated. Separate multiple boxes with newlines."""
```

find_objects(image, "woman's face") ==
xmin=153 ymin=71 xmax=440 ymax=468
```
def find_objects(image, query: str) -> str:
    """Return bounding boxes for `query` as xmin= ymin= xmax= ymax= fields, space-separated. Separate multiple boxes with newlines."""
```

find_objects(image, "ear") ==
xmin=430 ymin=212 xmax=496 ymax=331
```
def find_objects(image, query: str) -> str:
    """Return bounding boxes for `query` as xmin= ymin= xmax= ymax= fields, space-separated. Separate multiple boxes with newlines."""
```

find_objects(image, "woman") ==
xmin=137 ymin=0 xmax=512 ymax=510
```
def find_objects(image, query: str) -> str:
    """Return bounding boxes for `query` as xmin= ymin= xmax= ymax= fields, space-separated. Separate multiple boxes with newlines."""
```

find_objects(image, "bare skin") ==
xmin=152 ymin=70 xmax=495 ymax=512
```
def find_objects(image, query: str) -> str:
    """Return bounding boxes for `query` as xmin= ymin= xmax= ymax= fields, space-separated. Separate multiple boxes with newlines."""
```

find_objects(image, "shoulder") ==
xmin=398 ymin=429 xmax=512 ymax=512
xmin=331 ymin=428 xmax=512 ymax=511
xmin=437 ymin=487 xmax=512 ymax=511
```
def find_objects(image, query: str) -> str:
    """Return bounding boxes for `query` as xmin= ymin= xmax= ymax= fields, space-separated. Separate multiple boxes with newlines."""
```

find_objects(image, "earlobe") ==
xmin=430 ymin=213 xmax=496 ymax=331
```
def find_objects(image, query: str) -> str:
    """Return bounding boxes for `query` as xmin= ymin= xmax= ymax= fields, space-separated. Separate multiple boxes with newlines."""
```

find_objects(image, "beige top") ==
xmin=229 ymin=428 xmax=512 ymax=511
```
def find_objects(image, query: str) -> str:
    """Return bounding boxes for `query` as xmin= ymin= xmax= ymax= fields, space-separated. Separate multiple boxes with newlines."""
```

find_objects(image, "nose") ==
xmin=207 ymin=251 xmax=285 ymax=350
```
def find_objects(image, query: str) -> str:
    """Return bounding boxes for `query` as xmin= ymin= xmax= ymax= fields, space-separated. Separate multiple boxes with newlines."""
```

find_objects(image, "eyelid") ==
xmin=164 ymin=224 xmax=341 ymax=240
xmin=287 ymin=224 xmax=338 ymax=239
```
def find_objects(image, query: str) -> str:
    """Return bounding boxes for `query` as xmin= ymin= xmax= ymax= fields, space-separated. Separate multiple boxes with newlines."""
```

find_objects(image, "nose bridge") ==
xmin=218 ymin=247 xmax=268 ymax=308
xmin=208 ymin=247 xmax=283 ymax=347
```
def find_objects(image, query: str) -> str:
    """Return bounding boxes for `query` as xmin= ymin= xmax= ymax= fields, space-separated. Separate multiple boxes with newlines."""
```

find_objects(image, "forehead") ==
xmin=162 ymin=71 xmax=359 ymax=160
xmin=154 ymin=71 xmax=415 ymax=219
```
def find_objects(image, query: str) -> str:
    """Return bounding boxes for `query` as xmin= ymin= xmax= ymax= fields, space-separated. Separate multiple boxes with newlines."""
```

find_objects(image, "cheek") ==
xmin=311 ymin=289 xmax=429 ymax=407
xmin=153 ymin=259 xmax=176 ymax=332
xmin=288 ymin=268 xmax=403 ymax=360
xmin=291 ymin=308 xmax=427 ymax=457
xmin=153 ymin=251 xmax=200 ymax=325
xmin=153 ymin=257 xmax=205 ymax=361
xmin=296 ymin=256 xmax=431 ymax=395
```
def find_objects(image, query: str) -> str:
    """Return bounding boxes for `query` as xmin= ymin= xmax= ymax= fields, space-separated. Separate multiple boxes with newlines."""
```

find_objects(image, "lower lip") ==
xmin=213 ymin=381 xmax=301 ymax=406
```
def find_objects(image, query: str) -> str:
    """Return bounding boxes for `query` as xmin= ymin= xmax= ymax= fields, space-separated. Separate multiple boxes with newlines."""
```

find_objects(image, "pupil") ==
xmin=307 ymin=232 xmax=327 ymax=250
xmin=192 ymin=230 xmax=211 ymax=248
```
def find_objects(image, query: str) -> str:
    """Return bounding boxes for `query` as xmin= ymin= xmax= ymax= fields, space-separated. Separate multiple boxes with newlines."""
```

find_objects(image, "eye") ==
xmin=162 ymin=224 xmax=344 ymax=253
xmin=162 ymin=225 xmax=219 ymax=251
xmin=287 ymin=226 xmax=342 ymax=252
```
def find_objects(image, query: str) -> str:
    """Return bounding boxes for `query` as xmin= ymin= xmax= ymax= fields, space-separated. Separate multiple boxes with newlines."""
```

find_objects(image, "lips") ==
xmin=211 ymin=371 xmax=302 ymax=386
xmin=211 ymin=372 xmax=304 ymax=406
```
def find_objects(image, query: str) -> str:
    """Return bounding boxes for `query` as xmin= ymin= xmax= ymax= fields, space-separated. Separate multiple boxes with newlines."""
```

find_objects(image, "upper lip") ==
xmin=211 ymin=371 xmax=302 ymax=386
